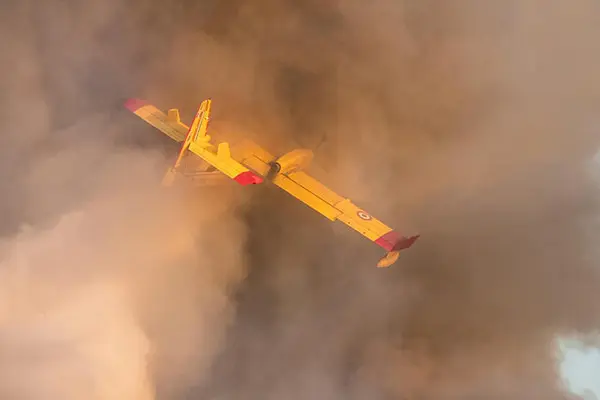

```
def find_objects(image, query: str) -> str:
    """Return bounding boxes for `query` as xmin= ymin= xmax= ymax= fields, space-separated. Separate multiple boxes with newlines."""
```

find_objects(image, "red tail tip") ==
xmin=124 ymin=98 xmax=147 ymax=112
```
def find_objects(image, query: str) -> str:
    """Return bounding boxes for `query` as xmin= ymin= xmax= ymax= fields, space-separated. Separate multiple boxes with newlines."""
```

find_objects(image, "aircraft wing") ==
xmin=232 ymin=140 xmax=419 ymax=267
xmin=125 ymin=98 xmax=189 ymax=142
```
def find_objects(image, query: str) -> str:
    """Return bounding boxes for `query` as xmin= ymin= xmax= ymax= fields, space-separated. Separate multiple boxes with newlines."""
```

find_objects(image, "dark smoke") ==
xmin=1 ymin=0 xmax=600 ymax=399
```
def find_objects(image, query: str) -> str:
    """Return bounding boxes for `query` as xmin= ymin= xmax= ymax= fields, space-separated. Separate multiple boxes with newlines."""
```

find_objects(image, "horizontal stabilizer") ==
xmin=124 ymin=98 xmax=189 ymax=142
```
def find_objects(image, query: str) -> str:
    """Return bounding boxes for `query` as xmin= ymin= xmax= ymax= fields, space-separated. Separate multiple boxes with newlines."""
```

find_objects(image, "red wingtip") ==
xmin=124 ymin=98 xmax=147 ymax=112
xmin=375 ymin=231 xmax=420 ymax=252
xmin=233 ymin=171 xmax=264 ymax=185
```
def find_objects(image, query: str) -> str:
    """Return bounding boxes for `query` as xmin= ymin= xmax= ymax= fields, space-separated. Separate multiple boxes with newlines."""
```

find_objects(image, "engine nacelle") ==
xmin=269 ymin=149 xmax=314 ymax=178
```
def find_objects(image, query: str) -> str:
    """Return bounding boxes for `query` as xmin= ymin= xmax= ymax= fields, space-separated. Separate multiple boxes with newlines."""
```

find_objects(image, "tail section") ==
xmin=162 ymin=99 xmax=263 ymax=187
xmin=162 ymin=100 xmax=213 ymax=186
xmin=188 ymin=99 xmax=212 ymax=144
xmin=167 ymin=108 xmax=182 ymax=124
xmin=124 ymin=99 xmax=189 ymax=142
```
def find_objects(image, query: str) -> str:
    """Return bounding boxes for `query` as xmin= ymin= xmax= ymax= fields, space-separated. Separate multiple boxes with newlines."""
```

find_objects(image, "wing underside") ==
xmin=231 ymin=140 xmax=419 ymax=257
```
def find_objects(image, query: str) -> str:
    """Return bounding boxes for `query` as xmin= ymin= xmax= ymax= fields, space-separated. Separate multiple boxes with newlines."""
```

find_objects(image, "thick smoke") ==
xmin=0 ymin=1 xmax=249 ymax=399
xmin=2 ymin=0 xmax=600 ymax=399
xmin=179 ymin=1 xmax=600 ymax=399
xmin=0 ymin=150 xmax=249 ymax=399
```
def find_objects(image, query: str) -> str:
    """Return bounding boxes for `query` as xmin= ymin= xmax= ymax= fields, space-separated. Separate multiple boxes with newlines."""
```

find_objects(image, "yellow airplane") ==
xmin=124 ymin=98 xmax=419 ymax=267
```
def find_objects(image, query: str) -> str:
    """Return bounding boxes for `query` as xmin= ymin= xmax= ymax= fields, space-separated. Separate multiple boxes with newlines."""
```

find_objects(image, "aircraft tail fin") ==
xmin=162 ymin=99 xmax=213 ymax=186
xmin=188 ymin=99 xmax=212 ymax=144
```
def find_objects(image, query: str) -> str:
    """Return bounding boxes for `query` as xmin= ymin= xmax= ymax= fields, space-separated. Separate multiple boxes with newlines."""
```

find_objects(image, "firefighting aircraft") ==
xmin=124 ymin=98 xmax=419 ymax=267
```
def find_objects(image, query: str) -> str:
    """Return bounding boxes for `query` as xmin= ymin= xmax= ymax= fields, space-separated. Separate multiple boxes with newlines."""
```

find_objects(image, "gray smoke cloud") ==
xmin=0 ymin=1 xmax=249 ymax=399
xmin=2 ymin=0 xmax=600 ymax=399
xmin=176 ymin=1 xmax=600 ymax=399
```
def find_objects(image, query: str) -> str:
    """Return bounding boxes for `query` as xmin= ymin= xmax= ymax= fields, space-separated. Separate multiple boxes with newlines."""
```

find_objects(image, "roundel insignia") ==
xmin=357 ymin=210 xmax=372 ymax=221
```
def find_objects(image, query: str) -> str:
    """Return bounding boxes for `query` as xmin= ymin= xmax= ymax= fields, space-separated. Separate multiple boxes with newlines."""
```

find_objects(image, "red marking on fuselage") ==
xmin=124 ymin=98 xmax=148 ymax=112
xmin=233 ymin=171 xmax=264 ymax=185
xmin=375 ymin=231 xmax=420 ymax=252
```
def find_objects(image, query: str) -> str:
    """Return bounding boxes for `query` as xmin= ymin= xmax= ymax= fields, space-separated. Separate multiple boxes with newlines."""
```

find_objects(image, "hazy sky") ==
xmin=560 ymin=339 xmax=600 ymax=398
